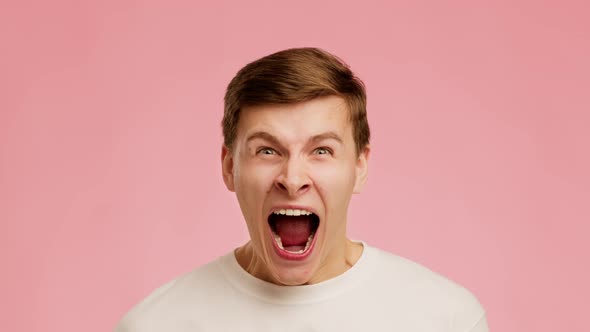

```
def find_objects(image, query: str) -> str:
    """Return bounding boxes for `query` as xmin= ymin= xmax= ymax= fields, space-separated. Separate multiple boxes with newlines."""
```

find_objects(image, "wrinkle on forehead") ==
xmin=238 ymin=96 xmax=352 ymax=147
xmin=245 ymin=97 xmax=352 ymax=134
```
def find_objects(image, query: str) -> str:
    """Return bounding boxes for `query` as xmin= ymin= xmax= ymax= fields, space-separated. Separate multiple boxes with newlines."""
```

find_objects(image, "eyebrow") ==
xmin=309 ymin=132 xmax=344 ymax=144
xmin=245 ymin=131 xmax=344 ymax=146
xmin=246 ymin=131 xmax=282 ymax=146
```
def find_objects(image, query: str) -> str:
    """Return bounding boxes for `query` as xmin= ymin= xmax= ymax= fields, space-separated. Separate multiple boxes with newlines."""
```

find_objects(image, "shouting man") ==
xmin=116 ymin=47 xmax=489 ymax=331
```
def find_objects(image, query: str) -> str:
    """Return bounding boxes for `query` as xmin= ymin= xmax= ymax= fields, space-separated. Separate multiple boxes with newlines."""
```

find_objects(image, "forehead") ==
xmin=237 ymin=96 xmax=352 ymax=143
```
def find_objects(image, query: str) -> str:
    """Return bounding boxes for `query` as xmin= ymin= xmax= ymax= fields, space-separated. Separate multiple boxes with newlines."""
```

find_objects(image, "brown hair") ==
xmin=222 ymin=47 xmax=370 ymax=154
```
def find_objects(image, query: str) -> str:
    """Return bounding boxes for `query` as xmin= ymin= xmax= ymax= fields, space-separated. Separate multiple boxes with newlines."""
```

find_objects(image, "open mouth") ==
xmin=268 ymin=209 xmax=320 ymax=255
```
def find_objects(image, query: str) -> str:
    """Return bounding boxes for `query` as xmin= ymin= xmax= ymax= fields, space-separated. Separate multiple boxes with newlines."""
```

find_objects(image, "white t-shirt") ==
xmin=115 ymin=242 xmax=488 ymax=331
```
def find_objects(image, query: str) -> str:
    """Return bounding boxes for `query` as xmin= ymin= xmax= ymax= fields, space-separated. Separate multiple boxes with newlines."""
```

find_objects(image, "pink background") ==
xmin=1 ymin=1 xmax=588 ymax=331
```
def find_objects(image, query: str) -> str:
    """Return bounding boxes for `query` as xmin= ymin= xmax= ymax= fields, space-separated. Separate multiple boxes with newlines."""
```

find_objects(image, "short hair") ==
xmin=222 ymin=47 xmax=370 ymax=154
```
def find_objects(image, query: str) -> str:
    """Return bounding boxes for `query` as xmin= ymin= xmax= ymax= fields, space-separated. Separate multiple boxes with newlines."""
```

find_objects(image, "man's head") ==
xmin=222 ymin=47 xmax=369 ymax=155
xmin=221 ymin=48 xmax=370 ymax=286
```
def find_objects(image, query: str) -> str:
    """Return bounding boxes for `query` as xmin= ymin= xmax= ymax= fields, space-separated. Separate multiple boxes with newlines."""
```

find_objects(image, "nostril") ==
xmin=275 ymin=180 xmax=311 ymax=195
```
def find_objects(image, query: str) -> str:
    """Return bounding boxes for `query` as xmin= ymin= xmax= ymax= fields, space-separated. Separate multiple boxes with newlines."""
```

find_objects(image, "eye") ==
xmin=313 ymin=147 xmax=332 ymax=155
xmin=257 ymin=147 xmax=277 ymax=155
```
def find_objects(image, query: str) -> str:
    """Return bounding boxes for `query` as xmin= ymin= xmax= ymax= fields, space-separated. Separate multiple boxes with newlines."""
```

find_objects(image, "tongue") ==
xmin=274 ymin=216 xmax=312 ymax=248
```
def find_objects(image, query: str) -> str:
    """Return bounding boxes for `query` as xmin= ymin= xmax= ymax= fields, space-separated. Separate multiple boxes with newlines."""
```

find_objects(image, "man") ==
xmin=115 ymin=47 xmax=489 ymax=331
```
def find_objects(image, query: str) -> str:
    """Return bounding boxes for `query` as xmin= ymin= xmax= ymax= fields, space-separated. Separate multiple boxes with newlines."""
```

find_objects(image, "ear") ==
xmin=221 ymin=145 xmax=235 ymax=192
xmin=353 ymin=145 xmax=370 ymax=194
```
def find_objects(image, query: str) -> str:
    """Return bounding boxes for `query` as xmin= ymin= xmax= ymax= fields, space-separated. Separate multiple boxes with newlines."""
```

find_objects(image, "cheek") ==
xmin=235 ymin=161 xmax=278 ymax=205
xmin=312 ymin=163 xmax=357 ymax=194
xmin=234 ymin=163 xmax=277 ymax=241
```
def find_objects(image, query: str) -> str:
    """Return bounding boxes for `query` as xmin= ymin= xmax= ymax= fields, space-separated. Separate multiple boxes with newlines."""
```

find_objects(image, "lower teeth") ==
xmin=274 ymin=232 xmax=315 ymax=254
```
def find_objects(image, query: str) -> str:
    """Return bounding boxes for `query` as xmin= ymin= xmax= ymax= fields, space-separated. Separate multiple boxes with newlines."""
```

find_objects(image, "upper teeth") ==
xmin=273 ymin=209 xmax=312 ymax=216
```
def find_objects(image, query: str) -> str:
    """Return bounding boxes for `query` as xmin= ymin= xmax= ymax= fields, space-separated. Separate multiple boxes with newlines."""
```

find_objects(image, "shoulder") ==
xmin=114 ymin=256 xmax=227 ymax=332
xmin=365 ymin=245 xmax=487 ymax=331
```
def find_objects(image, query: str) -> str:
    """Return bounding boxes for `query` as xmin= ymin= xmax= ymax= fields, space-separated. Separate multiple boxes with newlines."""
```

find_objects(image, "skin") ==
xmin=221 ymin=95 xmax=369 ymax=286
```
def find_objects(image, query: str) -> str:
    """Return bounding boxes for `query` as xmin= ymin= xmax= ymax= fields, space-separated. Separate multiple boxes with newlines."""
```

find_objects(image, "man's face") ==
xmin=222 ymin=95 xmax=369 ymax=285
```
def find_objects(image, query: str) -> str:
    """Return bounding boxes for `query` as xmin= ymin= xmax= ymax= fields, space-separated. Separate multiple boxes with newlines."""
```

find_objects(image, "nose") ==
xmin=274 ymin=157 xmax=311 ymax=197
